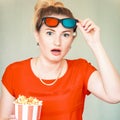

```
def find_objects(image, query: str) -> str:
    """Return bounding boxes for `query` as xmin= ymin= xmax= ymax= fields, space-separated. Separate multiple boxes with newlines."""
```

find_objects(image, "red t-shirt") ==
xmin=2 ymin=58 xmax=96 ymax=120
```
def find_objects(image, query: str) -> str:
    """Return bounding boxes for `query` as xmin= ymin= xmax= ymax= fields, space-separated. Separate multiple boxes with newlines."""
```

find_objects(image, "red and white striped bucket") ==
xmin=14 ymin=102 xmax=42 ymax=120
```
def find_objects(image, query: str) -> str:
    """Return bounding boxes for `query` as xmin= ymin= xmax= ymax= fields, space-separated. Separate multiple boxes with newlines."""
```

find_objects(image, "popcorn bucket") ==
xmin=14 ymin=102 xmax=42 ymax=120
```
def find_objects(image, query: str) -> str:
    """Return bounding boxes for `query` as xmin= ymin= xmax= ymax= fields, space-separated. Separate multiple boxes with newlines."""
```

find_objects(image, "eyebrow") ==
xmin=63 ymin=30 xmax=72 ymax=33
xmin=45 ymin=28 xmax=73 ymax=33
xmin=45 ymin=28 xmax=55 ymax=32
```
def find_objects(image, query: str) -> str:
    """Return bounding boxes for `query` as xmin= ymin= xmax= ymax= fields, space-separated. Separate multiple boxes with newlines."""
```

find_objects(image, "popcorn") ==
xmin=14 ymin=95 xmax=42 ymax=120
xmin=14 ymin=95 xmax=42 ymax=105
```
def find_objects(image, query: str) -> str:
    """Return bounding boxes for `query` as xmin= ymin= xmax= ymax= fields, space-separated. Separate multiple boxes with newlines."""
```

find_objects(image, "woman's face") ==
xmin=35 ymin=15 xmax=75 ymax=62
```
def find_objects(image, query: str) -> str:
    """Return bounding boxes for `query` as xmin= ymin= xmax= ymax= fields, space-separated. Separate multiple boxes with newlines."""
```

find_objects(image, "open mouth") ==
xmin=51 ymin=49 xmax=61 ymax=56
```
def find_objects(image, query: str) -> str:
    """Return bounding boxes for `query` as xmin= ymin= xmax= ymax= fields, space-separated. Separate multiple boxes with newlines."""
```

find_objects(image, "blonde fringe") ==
xmin=33 ymin=0 xmax=64 ymax=30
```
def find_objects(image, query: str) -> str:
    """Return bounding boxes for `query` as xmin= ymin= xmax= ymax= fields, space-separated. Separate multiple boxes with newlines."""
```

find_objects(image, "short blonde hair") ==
xmin=33 ymin=0 xmax=75 ymax=31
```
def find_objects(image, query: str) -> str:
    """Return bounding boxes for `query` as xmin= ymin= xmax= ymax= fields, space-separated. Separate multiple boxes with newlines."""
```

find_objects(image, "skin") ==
xmin=0 ymin=14 xmax=120 ymax=120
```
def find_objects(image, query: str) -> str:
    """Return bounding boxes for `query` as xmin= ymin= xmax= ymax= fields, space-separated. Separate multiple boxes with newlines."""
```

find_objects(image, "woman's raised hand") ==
xmin=77 ymin=18 xmax=101 ymax=47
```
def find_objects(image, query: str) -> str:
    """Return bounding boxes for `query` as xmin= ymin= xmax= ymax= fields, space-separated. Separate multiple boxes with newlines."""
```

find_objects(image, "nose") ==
xmin=53 ymin=35 xmax=61 ymax=46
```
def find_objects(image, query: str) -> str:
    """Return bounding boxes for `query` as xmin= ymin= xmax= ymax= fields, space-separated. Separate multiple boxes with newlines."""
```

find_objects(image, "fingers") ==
xmin=83 ymin=20 xmax=94 ymax=32
xmin=9 ymin=115 xmax=16 ymax=120
xmin=77 ymin=18 xmax=99 ymax=33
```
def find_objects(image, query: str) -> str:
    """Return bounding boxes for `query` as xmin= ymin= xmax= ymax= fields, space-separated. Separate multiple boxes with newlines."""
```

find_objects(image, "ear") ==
xmin=73 ymin=32 xmax=77 ymax=39
xmin=34 ymin=30 xmax=39 ymax=43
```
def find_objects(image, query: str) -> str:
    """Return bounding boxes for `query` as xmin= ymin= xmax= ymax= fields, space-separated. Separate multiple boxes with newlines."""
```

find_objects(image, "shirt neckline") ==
xmin=28 ymin=58 xmax=70 ymax=86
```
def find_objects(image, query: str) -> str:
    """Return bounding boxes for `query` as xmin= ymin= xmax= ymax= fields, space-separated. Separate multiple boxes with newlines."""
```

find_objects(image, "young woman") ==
xmin=0 ymin=0 xmax=120 ymax=120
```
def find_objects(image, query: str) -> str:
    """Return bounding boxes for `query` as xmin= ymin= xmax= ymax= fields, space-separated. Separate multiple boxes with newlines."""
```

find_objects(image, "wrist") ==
xmin=89 ymin=41 xmax=105 ymax=57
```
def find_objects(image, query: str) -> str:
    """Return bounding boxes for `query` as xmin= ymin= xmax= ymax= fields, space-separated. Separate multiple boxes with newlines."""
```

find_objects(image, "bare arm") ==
xmin=0 ymin=83 xmax=15 ymax=120
xmin=77 ymin=18 xmax=120 ymax=103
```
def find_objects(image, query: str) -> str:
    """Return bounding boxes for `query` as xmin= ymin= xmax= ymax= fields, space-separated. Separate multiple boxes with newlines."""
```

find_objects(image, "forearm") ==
xmin=77 ymin=18 xmax=120 ymax=101
xmin=91 ymin=42 xmax=120 ymax=101
xmin=0 ymin=85 xmax=15 ymax=120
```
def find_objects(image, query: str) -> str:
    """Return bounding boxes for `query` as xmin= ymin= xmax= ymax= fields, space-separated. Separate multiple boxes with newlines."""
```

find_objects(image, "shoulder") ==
xmin=66 ymin=58 xmax=96 ymax=71
xmin=66 ymin=58 xmax=90 ymax=66
xmin=5 ymin=58 xmax=31 ymax=71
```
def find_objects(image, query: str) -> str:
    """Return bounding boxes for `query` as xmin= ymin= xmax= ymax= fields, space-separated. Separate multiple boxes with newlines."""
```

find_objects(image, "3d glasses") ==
xmin=41 ymin=17 xmax=78 ymax=29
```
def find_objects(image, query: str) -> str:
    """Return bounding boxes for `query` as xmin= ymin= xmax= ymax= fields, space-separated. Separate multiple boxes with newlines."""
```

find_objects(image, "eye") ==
xmin=46 ymin=31 xmax=53 ymax=36
xmin=63 ymin=33 xmax=70 ymax=37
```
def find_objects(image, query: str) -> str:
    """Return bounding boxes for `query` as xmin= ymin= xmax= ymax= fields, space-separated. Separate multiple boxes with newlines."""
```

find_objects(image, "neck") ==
xmin=38 ymin=55 xmax=64 ymax=68
xmin=35 ymin=57 xmax=64 ymax=79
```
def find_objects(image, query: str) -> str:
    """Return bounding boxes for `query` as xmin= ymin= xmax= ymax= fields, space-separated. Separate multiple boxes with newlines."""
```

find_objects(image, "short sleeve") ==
xmin=84 ymin=61 xmax=97 ymax=95
xmin=2 ymin=64 xmax=15 ymax=96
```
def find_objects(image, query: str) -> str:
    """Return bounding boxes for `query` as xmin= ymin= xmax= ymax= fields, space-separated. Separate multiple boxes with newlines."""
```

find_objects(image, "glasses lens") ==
xmin=62 ymin=18 xmax=77 ymax=28
xmin=45 ymin=17 xmax=59 ymax=27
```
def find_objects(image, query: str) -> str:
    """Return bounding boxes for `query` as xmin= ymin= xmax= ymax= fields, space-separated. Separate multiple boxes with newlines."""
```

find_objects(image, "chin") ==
xmin=48 ymin=57 xmax=64 ymax=63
